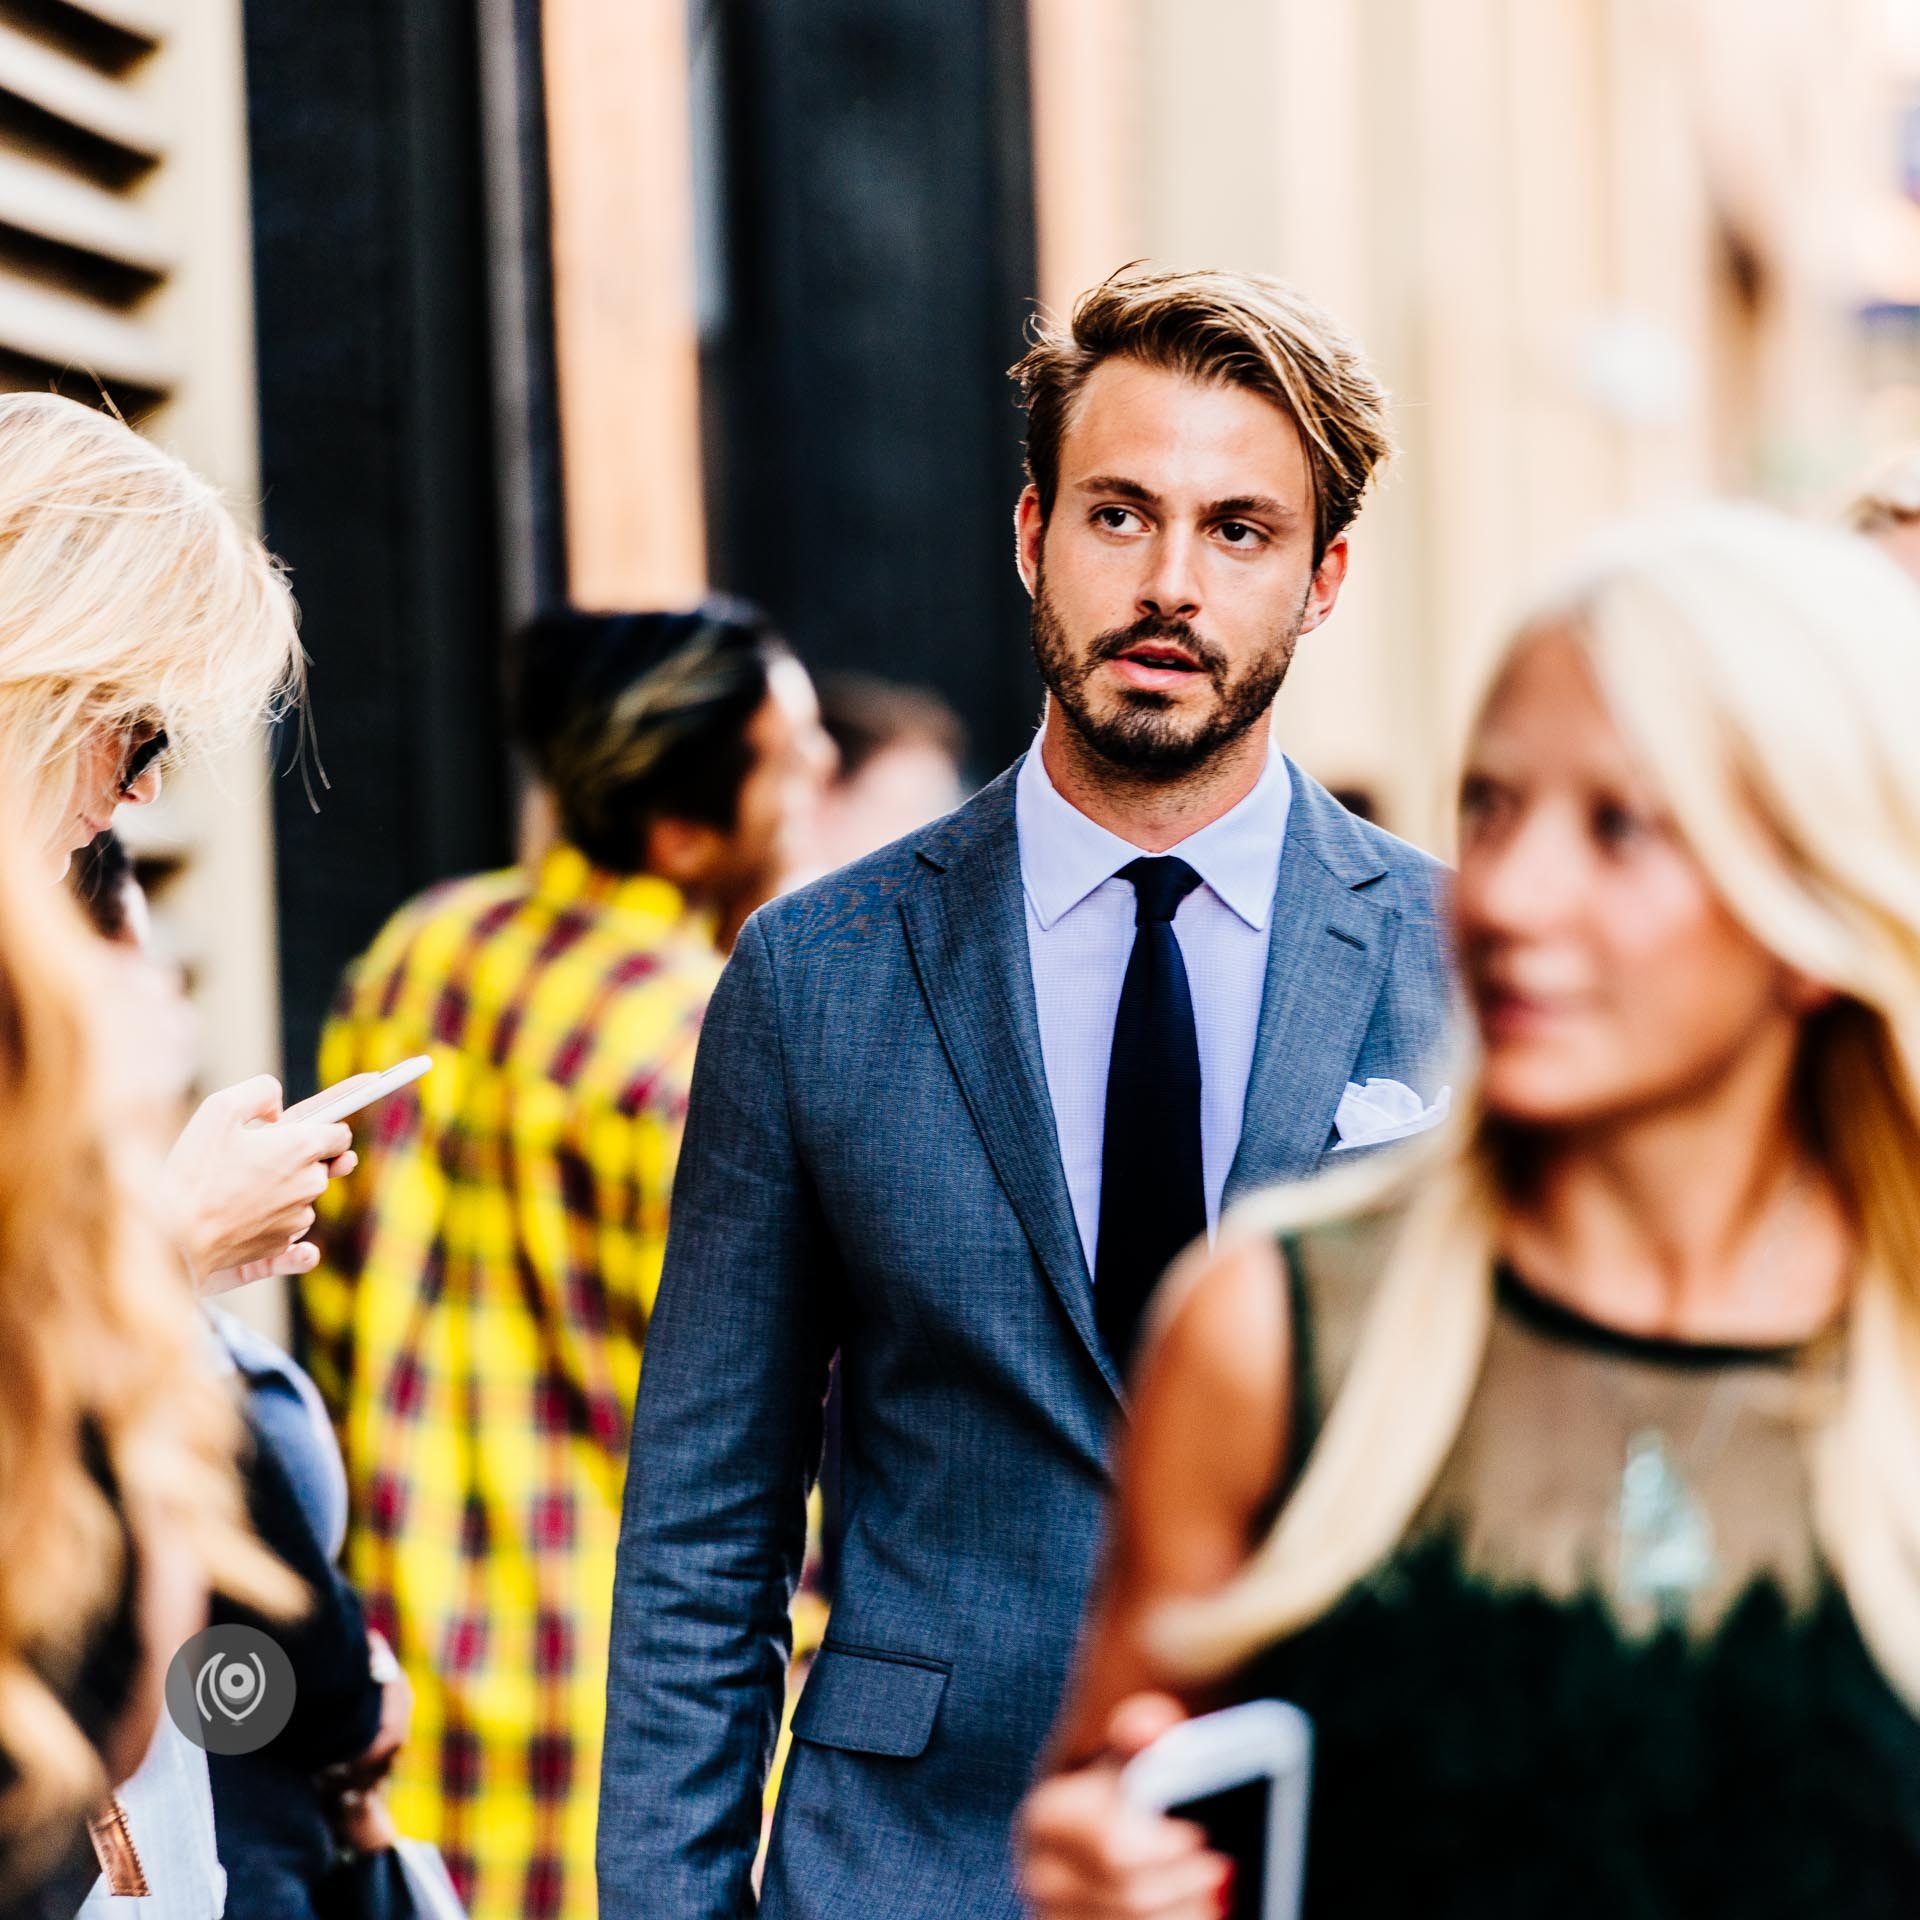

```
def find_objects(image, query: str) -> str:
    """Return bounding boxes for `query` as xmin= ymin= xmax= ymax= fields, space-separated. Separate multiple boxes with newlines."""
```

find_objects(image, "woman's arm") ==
xmin=99 ymin=1513 xmax=207 ymax=1787
xmin=1048 ymin=1233 xmax=1294 ymax=1767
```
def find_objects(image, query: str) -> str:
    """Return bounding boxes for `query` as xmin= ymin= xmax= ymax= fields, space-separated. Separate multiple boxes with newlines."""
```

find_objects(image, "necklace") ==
xmin=1612 ymin=1169 xmax=1813 ymax=1626
xmin=1616 ymin=1396 xmax=1733 ymax=1626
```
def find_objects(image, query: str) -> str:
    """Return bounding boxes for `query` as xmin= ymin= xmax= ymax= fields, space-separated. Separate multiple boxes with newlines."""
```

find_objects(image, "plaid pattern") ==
xmin=304 ymin=844 xmax=722 ymax=1920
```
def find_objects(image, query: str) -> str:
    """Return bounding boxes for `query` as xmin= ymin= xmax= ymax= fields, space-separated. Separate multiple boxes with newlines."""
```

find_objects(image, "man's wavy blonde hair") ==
xmin=1010 ymin=264 xmax=1393 ymax=564
xmin=1154 ymin=505 xmax=1920 ymax=1717
xmin=0 ymin=393 xmax=303 ymax=840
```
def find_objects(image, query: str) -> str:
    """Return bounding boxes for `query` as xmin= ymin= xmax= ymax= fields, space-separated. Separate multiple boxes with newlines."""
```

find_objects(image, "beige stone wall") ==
xmin=1028 ymin=0 xmax=1892 ymax=847
xmin=543 ymin=0 xmax=708 ymax=611
xmin=0 ymin=0 xmax=286 ymax=1330
xmin=134 ymin=0 xmax=284 ymax=1105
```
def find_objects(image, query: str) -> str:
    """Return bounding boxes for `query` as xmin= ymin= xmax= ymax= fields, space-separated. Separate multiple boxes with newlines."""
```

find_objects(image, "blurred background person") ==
xmin=811 ymin=673 xmax=969 ymax=871
xmin=742 ymin=673 xmax=968 ymax=1864
xmin=790 ymin=671 xmax=968 ymax=1660
xmin=71 ymin=833 xmax=222 ymax=1920
xmin=1018 ymin=505 xmax=1920 ymax=1918
xmin=304 ymin=602 xmax=829 ymax=1920
xmin=0 ymin=781 xmax=301 ymax=1920
xmin=68 ymin=846 xmax=416 ymax=1920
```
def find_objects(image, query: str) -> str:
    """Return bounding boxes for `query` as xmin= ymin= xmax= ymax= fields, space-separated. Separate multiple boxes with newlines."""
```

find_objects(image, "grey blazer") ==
xmin=598 ymin=757 xmax=1453 ymax=1919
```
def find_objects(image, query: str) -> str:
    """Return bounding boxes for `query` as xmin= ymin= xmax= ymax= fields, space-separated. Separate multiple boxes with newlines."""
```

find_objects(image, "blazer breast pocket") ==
xmin=791 ymin=1643 xmax=951 ymax=1759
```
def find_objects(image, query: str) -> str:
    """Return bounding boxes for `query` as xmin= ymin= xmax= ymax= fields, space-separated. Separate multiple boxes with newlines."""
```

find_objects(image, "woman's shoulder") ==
xmin=1152 ymin=1203 xmax=1411 ymax=1401
xmin=1282 ymin=1207 xmax=1407 ymax=1308
xmin=1127 ymin=1238 xmax=1295 ymax=1563
xmin=1150 ymin=1235 xmax=1292 ymax=1410
xmin=1277 ymin=1202 xmax=1414 ymax=1414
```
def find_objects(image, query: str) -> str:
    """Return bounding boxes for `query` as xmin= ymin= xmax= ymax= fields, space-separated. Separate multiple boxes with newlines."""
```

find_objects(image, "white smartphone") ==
xmin=1119 ymin=1700 xmax=1313 ymax=1920
xmin=279 ymin=1055 xmax=432 ymax=1128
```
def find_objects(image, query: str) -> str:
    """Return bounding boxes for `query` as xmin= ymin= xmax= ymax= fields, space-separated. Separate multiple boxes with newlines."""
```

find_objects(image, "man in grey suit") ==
xmin=599 ymin=265 xmax=1453 ymax=1917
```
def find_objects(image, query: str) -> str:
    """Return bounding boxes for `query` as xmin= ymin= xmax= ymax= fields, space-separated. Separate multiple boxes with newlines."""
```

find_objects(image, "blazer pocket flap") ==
xmin=791 ymin=1646 xmax=949 ymax=1759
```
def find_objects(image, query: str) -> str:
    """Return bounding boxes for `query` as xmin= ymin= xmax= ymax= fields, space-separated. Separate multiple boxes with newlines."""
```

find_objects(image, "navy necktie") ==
xmin=1095 ymin=855 xmax=1206 ymax=1376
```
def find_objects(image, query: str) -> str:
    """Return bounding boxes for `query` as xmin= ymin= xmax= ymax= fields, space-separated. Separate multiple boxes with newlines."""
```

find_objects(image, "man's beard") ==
xmin=1029 ymin=571 xmax=1304 ymax=780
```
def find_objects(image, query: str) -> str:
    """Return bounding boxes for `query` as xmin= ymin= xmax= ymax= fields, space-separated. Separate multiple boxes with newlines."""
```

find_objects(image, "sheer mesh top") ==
xmin=1231 ymin=1216 xmax=1920 ymax=1919
xmin=1290 ymin=1217 xmax=1846 ymax=1640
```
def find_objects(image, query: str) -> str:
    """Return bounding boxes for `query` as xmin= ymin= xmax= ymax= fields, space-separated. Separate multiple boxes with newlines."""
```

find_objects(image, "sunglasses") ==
xmin=117 ymin=726 xmax=169 ymax=798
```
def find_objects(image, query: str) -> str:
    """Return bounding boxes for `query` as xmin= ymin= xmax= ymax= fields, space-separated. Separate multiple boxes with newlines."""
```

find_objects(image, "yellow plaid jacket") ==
xmin=304 ymin=844 xmax=721 ymax=1920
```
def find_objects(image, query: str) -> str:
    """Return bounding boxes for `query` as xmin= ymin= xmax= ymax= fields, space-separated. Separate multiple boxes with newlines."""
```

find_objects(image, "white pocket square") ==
xmin=1331 ymin=1078 xmax=1452 ymax=1151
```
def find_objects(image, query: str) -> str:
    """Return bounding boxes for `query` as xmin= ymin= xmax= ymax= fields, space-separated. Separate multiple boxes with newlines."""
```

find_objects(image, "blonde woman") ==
xmin=1018 ymin=506 xmax=1920 ymax=1917
xmin=0 ymin=392 xmax=354 ymax=1915
xmin=0 ymin=784 xmax=300 ymax=1913
xmin=0 ymin=391 xmax=353 ymax=1289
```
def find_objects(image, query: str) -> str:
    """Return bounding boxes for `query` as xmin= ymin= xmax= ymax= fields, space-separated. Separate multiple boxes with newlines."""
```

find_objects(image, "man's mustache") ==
xmin=1088 ymin=616 xmax=1228 ymax=678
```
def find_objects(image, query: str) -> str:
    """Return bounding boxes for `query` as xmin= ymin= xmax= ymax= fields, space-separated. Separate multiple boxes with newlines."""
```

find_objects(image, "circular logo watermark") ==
xmin=164 ymin=1624 xmax=297 ymax=1755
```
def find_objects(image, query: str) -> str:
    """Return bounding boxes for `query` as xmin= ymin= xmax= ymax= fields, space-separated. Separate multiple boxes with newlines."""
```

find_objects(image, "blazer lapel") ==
xmin=898 ymin=766 xmax=1122 ymax=1403
xmin=1225 ymin=761 xmax=1398 ymax=1205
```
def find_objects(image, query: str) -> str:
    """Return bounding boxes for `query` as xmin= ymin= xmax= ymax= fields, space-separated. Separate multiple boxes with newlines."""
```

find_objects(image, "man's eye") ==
xmin=1093 ymin=506 xmax=1141 ymax=533
xmin=1216 ymin=521 xmax=1263 ymax=547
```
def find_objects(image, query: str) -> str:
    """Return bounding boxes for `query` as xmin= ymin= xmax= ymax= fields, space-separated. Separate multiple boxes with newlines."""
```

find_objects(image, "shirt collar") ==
xmin=1014 ymin=731 xmax=1291 ymax=933
xmin=534 ymin=842 xmax=718 ymax=946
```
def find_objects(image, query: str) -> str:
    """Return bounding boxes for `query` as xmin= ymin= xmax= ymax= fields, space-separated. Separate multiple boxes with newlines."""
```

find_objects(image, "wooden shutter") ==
xmin=0 ymin=1 xmax=175 ymax=398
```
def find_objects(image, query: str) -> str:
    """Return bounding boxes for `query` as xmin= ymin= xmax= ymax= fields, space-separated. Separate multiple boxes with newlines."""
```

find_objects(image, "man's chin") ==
xmin=1063 ymin=700 xmax=1227 ymax=779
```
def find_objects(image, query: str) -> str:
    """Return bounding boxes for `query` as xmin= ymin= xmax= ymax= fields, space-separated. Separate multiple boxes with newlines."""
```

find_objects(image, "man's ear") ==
xmin=1299 ymin=533 xmax=1350 ymax=637
xmin=1015 ymin=485 xmax=1044 ymax=598
xmin=644 ymin=816 xmax=723 ymax=891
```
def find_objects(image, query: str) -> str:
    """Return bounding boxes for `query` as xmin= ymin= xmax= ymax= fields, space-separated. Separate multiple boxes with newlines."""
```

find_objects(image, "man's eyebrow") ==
xmin=1207 ymin=494 xmax=1293 ymax=523
xmin=1070 ymin=477 xmax=1297 ymax=524
xmin=1073 ymin=474 xmax=1159 ymax=505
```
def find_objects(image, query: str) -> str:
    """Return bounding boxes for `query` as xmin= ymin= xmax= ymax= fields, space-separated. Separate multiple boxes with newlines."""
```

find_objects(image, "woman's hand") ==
xmin=317 ymin=1631 xmax=412 ymax=1851
xmin=161 ymin=1076 xmax=355 ymax=1287
xmin=353 ymin=1630 xmax=413 ymax=1785
xmin=1017 ymin=1693 xmax=1233 ymax=1919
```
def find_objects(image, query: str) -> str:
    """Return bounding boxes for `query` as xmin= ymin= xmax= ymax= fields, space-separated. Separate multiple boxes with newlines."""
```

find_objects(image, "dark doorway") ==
xmin=693 ymin=0 xmax=1042 ymax=774
xmin=243 ymin=1 xmax=555 ymax=1089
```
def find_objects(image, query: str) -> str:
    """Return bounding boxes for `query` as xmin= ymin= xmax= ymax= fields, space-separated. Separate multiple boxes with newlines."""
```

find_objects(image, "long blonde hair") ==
xmin=0 ymin=780 xmax=300 ymax=1886
xmin=0 ymin=393 xmax=302 ymax=840
xmin=1157 ymin=504 xmax=1920 ymax=1714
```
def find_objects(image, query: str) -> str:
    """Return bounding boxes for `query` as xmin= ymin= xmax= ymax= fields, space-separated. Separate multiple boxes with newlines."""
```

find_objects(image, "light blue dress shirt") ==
xmin=1014 ymin=734 xmax=1290 ymax=1275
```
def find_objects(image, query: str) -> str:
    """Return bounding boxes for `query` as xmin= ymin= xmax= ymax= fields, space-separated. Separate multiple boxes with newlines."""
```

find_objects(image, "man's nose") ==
xmin=1139 ymin=526 xmax=1202 ymax=623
